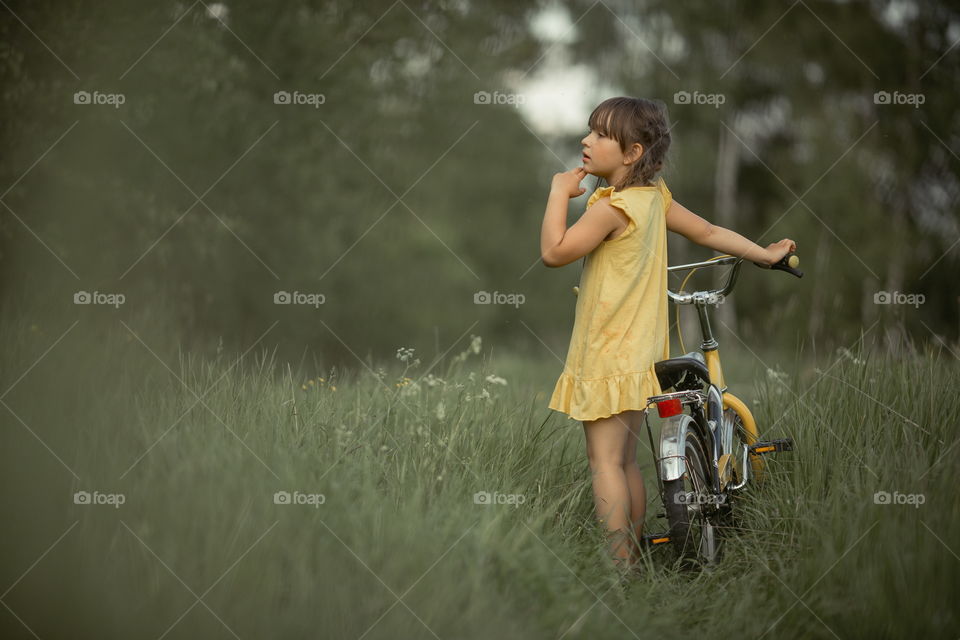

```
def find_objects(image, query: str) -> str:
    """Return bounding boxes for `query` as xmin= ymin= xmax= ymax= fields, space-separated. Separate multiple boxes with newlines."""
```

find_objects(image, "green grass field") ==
xmin=2 ymin=311 xmax=957 ymax=639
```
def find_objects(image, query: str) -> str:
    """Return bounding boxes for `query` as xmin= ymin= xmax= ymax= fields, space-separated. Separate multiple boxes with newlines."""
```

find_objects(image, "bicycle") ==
xmin=636 ymin=251 xmax=803 ymax=569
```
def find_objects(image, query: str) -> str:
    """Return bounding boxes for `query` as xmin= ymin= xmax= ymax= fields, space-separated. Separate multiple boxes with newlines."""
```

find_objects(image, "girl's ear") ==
xmin=624 ymin=142 xmax=644 ymax=165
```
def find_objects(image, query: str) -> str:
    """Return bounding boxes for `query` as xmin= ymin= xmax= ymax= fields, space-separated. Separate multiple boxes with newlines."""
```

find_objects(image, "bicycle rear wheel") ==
xmin=662 ymin=427 xmax=719 ymax=569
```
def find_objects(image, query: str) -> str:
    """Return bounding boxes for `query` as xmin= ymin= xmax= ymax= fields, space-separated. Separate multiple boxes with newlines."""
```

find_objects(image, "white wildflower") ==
xmin=396 ymin=347 xmax=416 ymax=363
xmin=452 ymin=334 xmax=483 ymax=363
xmin=485 ymin=374 xmax=508 ymax=386
xmin=766 ymin=367 xmax=789 ymax=382
xmin=424 ymin=373 xmax=446 ymax=388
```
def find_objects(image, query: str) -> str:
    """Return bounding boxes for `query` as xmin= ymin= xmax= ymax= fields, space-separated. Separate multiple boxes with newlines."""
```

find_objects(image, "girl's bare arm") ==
xmin=541 ymin=167 xmax=623 ymax=268
xmin=665 ymin=200 xmax=795 ymax=265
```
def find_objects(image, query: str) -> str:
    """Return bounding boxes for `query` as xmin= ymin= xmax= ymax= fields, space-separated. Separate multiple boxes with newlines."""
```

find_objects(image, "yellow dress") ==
xmin=548 ymin=176 xmax=672 ymax=422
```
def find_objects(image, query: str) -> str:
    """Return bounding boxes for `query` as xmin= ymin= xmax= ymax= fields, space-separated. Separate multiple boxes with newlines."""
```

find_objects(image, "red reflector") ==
xmin=657 ymin=398 xmax=683 ymax=418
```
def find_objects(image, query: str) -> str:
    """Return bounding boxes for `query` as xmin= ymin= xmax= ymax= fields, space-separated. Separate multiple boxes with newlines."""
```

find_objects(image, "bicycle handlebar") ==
xmin=666 ymin=252 xmax=802 ymax=305
xmin=760 ymin=252 xmax=804 ymax=278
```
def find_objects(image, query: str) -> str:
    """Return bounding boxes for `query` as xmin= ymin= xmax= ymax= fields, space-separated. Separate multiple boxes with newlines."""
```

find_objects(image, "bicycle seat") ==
xmin=654 ymin=351 xmax=710 ymax=391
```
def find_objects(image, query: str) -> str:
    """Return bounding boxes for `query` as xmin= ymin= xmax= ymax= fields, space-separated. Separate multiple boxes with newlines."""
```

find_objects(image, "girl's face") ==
xmin=580 ymin=127 xmax=641 ymax=185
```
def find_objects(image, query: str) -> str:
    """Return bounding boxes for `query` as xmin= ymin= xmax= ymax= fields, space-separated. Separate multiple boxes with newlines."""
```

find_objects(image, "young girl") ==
xmin=539 ymin=96 xmax=796 ymax=573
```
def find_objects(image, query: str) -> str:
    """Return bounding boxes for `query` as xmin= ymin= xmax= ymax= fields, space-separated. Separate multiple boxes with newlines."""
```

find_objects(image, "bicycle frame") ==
xmin=664 ymin=256 xmax=766 ymax=482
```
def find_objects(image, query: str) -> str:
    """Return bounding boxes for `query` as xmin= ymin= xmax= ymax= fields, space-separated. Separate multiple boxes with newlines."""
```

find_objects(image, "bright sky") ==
xmin=517 ymin=4 xmax=621 ymax=139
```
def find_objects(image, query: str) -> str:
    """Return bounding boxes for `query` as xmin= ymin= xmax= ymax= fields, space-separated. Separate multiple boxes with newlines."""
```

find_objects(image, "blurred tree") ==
xmin=1 ymin=0 xmax=957 ymax=373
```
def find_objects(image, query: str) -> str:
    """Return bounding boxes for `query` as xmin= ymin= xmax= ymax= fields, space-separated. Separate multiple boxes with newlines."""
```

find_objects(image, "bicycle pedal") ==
xmin=749 ymin=438 xmax=794 ymax=455
xmin=642 ymin=532 xmax=671 ymax=546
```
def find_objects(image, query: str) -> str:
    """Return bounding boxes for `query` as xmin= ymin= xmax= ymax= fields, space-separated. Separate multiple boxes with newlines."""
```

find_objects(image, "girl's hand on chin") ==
xmin=551 ymin=166 xmax=588 ymax=198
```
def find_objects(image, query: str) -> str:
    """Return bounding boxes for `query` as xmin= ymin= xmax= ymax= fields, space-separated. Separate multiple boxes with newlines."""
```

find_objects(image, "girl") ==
xmin=539 ymin=96 xmax=796 ymax=573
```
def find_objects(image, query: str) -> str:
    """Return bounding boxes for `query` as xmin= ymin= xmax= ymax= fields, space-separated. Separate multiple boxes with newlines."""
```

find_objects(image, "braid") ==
xmin=635 ymin=117 xmax=670 ymax=187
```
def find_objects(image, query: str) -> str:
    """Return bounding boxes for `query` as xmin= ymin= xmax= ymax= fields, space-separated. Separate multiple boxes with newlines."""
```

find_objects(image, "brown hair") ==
xmin=587 ymin=96 xmax=671 ymax=190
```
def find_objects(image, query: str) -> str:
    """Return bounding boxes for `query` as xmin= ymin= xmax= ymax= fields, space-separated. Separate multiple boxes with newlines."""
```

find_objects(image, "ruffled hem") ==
xmin=547 ymin=368 xmax=664 ymax=422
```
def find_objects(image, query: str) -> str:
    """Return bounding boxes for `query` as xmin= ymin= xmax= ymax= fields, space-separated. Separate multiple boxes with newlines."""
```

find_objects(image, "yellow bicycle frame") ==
xmin=705 ymin=349 xmax=768 ymax=482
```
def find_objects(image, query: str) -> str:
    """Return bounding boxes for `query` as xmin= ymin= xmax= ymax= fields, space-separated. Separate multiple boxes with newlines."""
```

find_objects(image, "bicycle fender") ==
xmin=658 ymin=413 xmax=698 ymax=482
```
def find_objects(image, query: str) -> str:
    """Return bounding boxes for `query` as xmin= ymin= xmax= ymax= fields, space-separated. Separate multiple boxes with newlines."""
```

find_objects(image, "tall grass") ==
xmin=1 ymin=311 xmax=957 ymax=639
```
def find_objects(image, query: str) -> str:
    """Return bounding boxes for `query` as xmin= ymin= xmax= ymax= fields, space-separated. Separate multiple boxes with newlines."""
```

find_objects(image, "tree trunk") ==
xmin=713 ymin=120 xmax=740 ymax=340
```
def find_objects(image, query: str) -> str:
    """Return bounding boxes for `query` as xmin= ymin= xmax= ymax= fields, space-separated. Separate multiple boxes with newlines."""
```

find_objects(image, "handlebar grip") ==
xmin=753 ymin=252 xmax=803 ymax=278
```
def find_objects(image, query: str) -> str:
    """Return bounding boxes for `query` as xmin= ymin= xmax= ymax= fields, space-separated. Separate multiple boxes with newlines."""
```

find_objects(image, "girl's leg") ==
xmin=622 ymin=410 xmax=647 ymax=563
xmin=582 ymin=412 xmax=632 ymax=566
